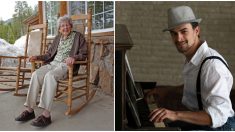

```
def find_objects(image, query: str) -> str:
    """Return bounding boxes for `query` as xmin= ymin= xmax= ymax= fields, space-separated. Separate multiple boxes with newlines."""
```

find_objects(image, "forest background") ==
xmin=0 ymin=1 xmax=37 ymax=44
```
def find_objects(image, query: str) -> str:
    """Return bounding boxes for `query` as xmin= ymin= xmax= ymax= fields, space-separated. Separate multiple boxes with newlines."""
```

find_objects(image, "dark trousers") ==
xmin=166 ymin=116 xmax=235 ymax=131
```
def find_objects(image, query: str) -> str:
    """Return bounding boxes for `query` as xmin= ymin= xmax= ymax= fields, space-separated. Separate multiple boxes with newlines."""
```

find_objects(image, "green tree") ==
xmin=12 ymin=1 xmax=33 ymax=37
xmin=0 ymin=1 xmax=36 ymax=44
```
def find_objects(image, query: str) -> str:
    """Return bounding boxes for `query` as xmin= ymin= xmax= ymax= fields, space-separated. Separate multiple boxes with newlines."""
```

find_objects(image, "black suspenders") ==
xmin=196 ymin=56 xmax=229 ymax=110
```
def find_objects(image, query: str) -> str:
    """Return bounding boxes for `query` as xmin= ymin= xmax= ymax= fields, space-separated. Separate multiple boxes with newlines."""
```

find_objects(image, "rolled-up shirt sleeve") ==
xmin=201 ymin=60 xmax=234 ymax=128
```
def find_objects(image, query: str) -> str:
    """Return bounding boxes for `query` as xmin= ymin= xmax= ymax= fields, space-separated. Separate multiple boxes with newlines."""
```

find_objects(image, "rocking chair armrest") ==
xmin=0 ymin=55 xmax=20 ymax=59
xmin=17 ymin=56 xmax=29 ymax=59
xmin=31 ymin=60 xmax=45 ymax=64
xmin=31 ymin=60 xmax=45 ymax=73
xmin=0 ymin=56 xmax=28 ymax=67
xmin=67 ymin=60 xmax=87 ymax=79
xmin=73 ymin=60 xmax=87 ymax=64
xmin=17 ymin=56 xmax=29 ymax=63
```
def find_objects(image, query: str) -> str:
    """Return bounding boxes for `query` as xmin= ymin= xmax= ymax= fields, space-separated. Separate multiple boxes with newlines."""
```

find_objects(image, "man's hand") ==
xmin=149 ymin=108 xmax=212 ymax=126
xmin=149 ymin=108 xmax=178 ymax=123
xmin=65 ymin=57 xmax=75 ymax=66
xmin=29 ymin=56 xmax=38 ymax=62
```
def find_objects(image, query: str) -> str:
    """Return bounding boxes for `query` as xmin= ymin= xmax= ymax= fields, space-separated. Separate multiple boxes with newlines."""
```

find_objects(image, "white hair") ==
xmin=57 ymin=15 xmax=73 ymax=31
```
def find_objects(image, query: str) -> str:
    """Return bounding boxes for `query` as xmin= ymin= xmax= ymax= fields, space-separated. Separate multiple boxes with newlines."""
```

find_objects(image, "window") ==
xmin=44 ymin=1 xmax=114 ymax=36
xmin=69 ymin=1 xmax=86 ymax=15
xmin=69 ymin=1 xmax=114 ymax=33
xmin=44 ymin=1 xmax=60 ymax=36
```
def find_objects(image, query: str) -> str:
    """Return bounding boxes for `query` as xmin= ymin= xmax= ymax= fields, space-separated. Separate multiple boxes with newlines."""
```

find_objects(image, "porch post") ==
xmin=60 ymin=1 xmax=68 ymax=16
xmin=38 ymin=1 xmax=43 ymax=24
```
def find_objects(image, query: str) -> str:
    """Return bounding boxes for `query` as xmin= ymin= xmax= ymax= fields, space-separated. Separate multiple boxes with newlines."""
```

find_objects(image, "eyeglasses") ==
xmin=60 ymin=23 xmax=71 ymax=28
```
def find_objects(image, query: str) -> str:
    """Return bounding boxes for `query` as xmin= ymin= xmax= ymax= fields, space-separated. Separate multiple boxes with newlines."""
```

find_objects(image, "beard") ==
xmin=175 ymin=40 xmax=190 ymax=53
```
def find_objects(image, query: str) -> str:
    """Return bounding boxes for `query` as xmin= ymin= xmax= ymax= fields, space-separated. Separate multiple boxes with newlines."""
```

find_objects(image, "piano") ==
xmin=115 ymin=24 xmax=179 ymax=130
xmin=125 ymin=79 xmax=180 ymax=130
xmin=121 ymin=56 xmax=180 ymax=130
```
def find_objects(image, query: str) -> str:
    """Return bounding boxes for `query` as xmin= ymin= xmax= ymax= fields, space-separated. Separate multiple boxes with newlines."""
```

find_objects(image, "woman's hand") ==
xmin=29 ymin=56 xmax=38 ymax=62
xmin=65 ymin=57 xmax=75 ymax=66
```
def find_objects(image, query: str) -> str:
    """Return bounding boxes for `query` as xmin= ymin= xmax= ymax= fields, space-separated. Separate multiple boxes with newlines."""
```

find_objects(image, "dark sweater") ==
xmin=37 ymin=31 xmax=87 ymax=72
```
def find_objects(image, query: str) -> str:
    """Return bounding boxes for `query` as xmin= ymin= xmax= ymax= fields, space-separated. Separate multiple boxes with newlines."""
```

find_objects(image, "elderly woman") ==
xmin=15 ymin=15 xmax=87 ymax=127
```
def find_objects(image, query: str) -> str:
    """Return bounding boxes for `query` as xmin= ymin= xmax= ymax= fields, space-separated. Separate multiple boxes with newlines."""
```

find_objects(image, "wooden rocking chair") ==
xmin=0 ymin=22 xmax=48 ymax=96
xmin=31 ymin=9 xmax=96 ymax=115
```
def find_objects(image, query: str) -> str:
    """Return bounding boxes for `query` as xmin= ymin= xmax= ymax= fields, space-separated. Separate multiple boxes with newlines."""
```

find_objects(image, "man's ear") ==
xmin=195 ymin=26 xmax=200 ymax=36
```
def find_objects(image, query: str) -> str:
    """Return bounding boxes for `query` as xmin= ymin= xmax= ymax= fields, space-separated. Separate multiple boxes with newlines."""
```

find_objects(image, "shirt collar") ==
xmin=189 ymin=41 xmax=208 ymax=66
xmin=60 ymin=31 xmax=73 ymax=41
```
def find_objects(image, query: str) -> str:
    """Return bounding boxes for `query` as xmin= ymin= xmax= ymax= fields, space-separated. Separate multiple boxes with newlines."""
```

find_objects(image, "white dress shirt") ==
xmin=182 ymin=41 xmax=234 ymax=128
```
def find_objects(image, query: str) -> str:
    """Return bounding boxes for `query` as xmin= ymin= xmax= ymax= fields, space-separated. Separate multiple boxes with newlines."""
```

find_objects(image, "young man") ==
xmin=149 ymin=6 xmax=235 ymax=130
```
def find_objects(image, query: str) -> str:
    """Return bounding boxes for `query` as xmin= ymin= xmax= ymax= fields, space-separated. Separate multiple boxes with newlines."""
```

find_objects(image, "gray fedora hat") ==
xmin=163 ymin=6 xmax=202 ymax=32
